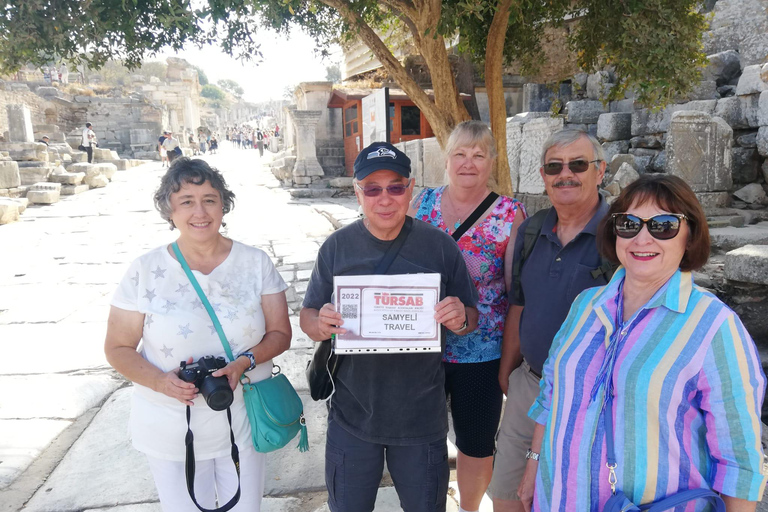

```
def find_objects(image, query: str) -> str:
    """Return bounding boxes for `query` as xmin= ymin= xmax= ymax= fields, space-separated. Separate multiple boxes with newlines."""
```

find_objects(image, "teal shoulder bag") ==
xmin=172 ymin=242 xmax=308 ymax=454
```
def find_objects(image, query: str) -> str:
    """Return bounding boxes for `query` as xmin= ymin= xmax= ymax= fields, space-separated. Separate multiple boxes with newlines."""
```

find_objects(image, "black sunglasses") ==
xmin=355 ymin=183 xmax=408 ymax=197
xmin=542 ymin=159 xmax=601 ymax=175
xmin=612 ymin=213 xmax=688 ymax=240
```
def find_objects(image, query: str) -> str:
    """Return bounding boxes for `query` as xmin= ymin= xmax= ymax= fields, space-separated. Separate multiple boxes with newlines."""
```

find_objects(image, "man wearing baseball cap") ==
xmin=301 ymin=142 xmax=479 ymax=512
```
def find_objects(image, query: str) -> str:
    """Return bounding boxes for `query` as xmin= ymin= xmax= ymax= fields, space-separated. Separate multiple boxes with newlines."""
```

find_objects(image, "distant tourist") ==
xmin=81 ymin=122 xmax=96 ymax=163
xmin=256 ymin=129 xmax=264 ymax=157
xmin=38 ymin=135 xmax=49 ymax=146
xmin=158 ymin=131 xmax=169 ymax=168
xmin=162 ymin=131 xmax=181 ymax=163
xmin=105 ymin=158 xmax=291 ymax=512
xmin=189 ymin=134 xmax=198 ymax=156
xmin=209 ymin=136 xmax=218 ymax=154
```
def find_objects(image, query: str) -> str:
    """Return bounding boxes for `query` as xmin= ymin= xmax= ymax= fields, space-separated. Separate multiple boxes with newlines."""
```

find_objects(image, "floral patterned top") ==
xmin=415 ymin=186 xmax=525 ymax=363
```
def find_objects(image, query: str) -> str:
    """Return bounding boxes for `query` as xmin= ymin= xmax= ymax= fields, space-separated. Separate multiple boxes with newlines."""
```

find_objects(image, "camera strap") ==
xmin=185 ymin=405 xmax=241 ymax=512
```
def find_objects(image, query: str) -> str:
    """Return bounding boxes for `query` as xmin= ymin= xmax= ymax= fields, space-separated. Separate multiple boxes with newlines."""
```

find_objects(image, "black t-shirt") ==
xmin=303 ymin=219 xmax=478 ymax=445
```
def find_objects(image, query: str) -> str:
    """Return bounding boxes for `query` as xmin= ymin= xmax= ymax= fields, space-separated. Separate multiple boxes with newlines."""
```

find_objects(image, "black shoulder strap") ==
xmin=374 ymin=216 xmax=413 ymax=274
xmin=452 ymin=192 xmax=499 ymax=241
xmin=185 ymin=406 xmax=241 ymax=512
xmin=591 ymin=258 xmax=617 ymax=281
xmin=511 ymin=208 xmax=550 ymax=304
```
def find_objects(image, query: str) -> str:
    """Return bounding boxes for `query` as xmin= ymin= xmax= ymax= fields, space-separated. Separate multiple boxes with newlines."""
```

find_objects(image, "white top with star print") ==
xmin=112 ymin=240 xmax=288 ymax=460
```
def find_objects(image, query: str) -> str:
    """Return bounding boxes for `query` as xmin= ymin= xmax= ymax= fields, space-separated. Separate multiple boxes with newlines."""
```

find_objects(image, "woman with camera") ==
xmin=105 ymin=157 xmax=291 ymax=512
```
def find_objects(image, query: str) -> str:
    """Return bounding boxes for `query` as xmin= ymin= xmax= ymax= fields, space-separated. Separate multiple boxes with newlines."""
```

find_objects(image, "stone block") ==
xmin=630 ymin=135 xmax=664 ymax=149
xmin=609 ymin=154 xmax=637 ymax=175
xmin=613 ymin=162 xmax=640 ymax=188
xmin=733 ymin=183 xmax=767 ymax=205
xmin=732 ymin=147 xmax=760 ymax=184
xmin=601 ymin=140 xmax=630 ymax=164
xmin=597 ymin=113 xmax=632 ymax=142
xmin=735 ymin=64 xmax=768 ymax=96
xmin=85 ymin=174 xmax=109 ymax=188
xmin=714 ymin=95 xmax=761 ymax=129
xmin=566 ymin=100 xmax=607 ymax=124
xmin=695 ymin=192 xmax=731 ymax=208
xmin=67 ymin=162 xmax=95 ymax=174
xmin=27 ymin=184 xmax=60 ymax=204
xmin=759 ymin=91 xmax=768 ymax=127
xmin=666 ymin=110 xmax=733 ymax=192
xmin=522 ymin=83 xmax=555 ymax=112
xmin=757 ymin=126 xmax=768 ymax=157
xmin=609 ymin=99 xmax=635 ymax=113
xmin=506 ymin=122 xmax=523 ymax=192
xmin=114 ymin=159 xmax=130 ymax=170
xmin=61 ymin=184 xmax=90 ymax=195
xmin=328 ymin=177 xmax=353 ymax=188
xmin=422 ymin=138 xmax=446 ymax=188
xmin=587 ymin=71 xmax=613 ymax=100
xmin=0 ymin=198 xmax=20 ymax=224
xmin=518 ymin=117 xmax=564 ymax=194
xmin=686 ymin=80 xmax=718 ymax=101
xmin=704 ymin=50 xmax=742 ymax=86
xmin=6 ymin=104 xmax=34 ymax=142
xmin=725 ymin=245 xmax=768 ymax=285
xmin=49 ymin=172 xmax=85 ymax=185
xmin=7 ymin=197 xmax=28 ymax=212
xmin=650 ymin=151 xmax=667 ymax=173
xmin=631 ymin=101 xmax=718 ymax=136
xmin=0 ymin=141 xmax=49 ymax=161
xmin=18 ymin=164 xmax=54 ymax=186
xmin=736 ymin=132 xmax=758 ymax=147
xmin=403 ymin=139 xmax=423 ymax=187
xmin=93 ymin=163 xmax=117 ymax=181
xmin=0 ymin=160 xmax=20 ymax=188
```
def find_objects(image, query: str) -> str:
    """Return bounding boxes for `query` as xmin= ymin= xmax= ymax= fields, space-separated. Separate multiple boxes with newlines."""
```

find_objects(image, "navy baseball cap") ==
xmin=354 ymin=142 xmax=411 ymax=180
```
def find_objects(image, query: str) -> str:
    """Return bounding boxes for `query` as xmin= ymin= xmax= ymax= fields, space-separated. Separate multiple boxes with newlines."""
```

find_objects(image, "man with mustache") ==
xmin=490 ymin=129 xmax=611 ymax=512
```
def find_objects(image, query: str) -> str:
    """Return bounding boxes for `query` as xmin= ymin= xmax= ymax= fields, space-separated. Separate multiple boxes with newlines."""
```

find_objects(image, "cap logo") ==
xmin=367 ymin=147 xmax=397 ymax=160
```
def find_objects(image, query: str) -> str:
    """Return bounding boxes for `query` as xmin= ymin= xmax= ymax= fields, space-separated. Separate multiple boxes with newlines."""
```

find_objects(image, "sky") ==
xmin=158 ymin=27 xmax=342 ymax=103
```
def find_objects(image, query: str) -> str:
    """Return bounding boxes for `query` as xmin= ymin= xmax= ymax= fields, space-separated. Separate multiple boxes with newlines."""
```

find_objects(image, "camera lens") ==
xmin=199 ymin=375 xmax=234 ymax=411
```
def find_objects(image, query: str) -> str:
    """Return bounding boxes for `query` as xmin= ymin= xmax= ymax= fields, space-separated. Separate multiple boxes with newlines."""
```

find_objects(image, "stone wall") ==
xmin=0 ymin=88 xmax=50 ymax=140
xmin=704 ymin=0 xmax=768 ymax=67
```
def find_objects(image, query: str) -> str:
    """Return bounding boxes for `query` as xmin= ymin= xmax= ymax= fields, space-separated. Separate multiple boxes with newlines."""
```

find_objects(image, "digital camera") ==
xmin=179 ymin=356 xmax=233 ymax=411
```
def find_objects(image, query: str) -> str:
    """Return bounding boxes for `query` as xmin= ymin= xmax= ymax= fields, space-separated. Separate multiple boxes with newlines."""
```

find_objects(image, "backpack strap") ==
xmin=591 ymin=258 xmax=617 ymax=282
xmin=511 ymin=208 xmax=550 ymax=304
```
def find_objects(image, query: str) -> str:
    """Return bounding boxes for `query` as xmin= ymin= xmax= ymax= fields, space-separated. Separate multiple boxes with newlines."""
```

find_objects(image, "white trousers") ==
xmin=146 ymin=443 xmax=265 ymax=512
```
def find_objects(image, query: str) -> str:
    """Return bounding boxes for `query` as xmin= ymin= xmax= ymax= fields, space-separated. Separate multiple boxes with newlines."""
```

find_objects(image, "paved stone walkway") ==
xmin=0 ymin=147 xmax=479 ymax=511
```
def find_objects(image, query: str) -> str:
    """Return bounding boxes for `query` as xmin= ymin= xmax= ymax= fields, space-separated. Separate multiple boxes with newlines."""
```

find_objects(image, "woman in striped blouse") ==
xmin=518 ymin=174 xmax=767 ymax=511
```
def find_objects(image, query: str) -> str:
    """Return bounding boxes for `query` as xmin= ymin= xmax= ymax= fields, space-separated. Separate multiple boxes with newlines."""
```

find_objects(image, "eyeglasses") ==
xmin=542 ymin=159 xmax=601 ymax=175
xmin=355 ymin=183 xmax=408 ymax=197
xmin=612 ymin=213 xmax=688 ymax=240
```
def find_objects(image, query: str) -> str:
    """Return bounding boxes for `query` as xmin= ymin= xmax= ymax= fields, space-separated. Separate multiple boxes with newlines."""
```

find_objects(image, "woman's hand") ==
xmin=154 ymin=357 xmax=198 ymax=406
xmin=517 ymin=459 xmax=537 ymax=512
xmin=213 ymin=357 xmax=250 ymax=391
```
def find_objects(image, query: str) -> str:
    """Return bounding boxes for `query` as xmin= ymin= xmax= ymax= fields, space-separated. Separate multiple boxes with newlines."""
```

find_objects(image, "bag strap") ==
xmin=374 ymin=216 xmax=413 ymax=274
xmin=185 ymin=405 xmax=242 ymax=512
xmin=603 ymin=394 xmax=725 ymax=511
xmin=172 ymin=242 xmax=235 ymax=362
xmin=451 ymin=192 xmax=499 ymax=241
xmin=511 ymin=208 xmax=549 ymax=304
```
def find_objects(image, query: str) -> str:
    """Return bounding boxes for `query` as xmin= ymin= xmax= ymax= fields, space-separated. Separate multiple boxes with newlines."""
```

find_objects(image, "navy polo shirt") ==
xmin=510 ymin=195 xmax=611 ymax=375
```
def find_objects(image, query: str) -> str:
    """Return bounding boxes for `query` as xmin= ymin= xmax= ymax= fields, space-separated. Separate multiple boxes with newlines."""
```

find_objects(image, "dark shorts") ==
xmin=325 ymin=417 xmax=449 ymax=512
xmin=444 ymin=359 xmax=503 ymax=458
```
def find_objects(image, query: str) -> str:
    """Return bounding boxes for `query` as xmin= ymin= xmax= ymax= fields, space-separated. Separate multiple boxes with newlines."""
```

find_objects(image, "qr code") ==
xmin=341 ymin=304 xmax=358 ymax=319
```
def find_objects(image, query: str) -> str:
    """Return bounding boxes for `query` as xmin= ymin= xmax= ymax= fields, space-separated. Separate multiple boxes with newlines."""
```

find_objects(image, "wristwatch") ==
xmin=455 ymin=315 xmax=469 ymax=333
xmin=526 ymin=448 xmax=540 ymax=461
xmin=239 ymin=351 xmax=256 ymax=372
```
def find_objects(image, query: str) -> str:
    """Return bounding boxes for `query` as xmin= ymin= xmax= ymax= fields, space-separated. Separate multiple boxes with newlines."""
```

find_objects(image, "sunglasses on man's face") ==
xmin=542 ymin=159 xmax=601 ymax=175
xmin=612 ymin=213 xmax=688 ymax=240
xmin=355 ymin=183 xmax=408 ymax=197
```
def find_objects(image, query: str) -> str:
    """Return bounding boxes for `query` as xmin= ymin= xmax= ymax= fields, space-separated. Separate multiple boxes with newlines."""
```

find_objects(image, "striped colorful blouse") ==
xmin=529 ymin=267 xmax=767 ymax=511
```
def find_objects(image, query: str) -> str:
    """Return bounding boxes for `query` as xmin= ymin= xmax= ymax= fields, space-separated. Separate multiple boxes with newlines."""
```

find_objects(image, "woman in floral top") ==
xmin=409 ymin=120 xmax=526 ymax=512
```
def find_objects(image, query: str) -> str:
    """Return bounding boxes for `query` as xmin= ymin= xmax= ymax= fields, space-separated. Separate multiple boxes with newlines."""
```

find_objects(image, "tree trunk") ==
xmin=455 ymin=52 xmax=481 ymax=121
xmin=320 ymin=0 xmax=469 ymax=147
xmin=485 ymin=0 xmax=514 ymax=196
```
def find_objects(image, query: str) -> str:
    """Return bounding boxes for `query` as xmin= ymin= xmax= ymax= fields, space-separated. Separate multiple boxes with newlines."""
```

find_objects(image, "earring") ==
xmin=169 ymin=220 xmax=176 ymax=230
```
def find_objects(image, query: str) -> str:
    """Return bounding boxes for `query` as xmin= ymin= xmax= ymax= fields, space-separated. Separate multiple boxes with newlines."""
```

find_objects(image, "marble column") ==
xmin=6 ymin=104 xmax=34 ymax=142
xmin=288 ymin=109 xmax=324 ymax=184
